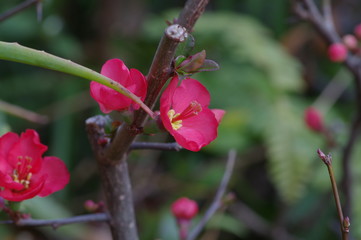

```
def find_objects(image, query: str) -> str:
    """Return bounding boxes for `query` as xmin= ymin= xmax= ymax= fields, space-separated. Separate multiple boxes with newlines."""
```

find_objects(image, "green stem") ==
xmin=0 ymin=41 xmax=154 ymax=118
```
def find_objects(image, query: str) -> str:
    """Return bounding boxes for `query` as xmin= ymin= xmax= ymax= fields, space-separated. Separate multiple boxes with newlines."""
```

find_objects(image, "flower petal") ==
xmin=129 ymin=68 xmax=147 ymax=109
xmin=0 ymin=171 xmax=24 ymax=191
xmin=172 ymin=78 xmax=210 ymax=112
xmin=175 ymin=110 xmax=218 ymax=151
xmin=0 ymin=176 xmax=45 ymax=202
xmin=36 ymin=156 xmax=70 ymax=197
xmin=100 ymin=59 xmax=130 ymax=85
xmin=90 ymin=59 xmax=147 ymax=113
xmin=8 ymin=129 xmax=47 ymax=173
xmin=211 ymin=109 xmax=225 ymax=123
xmin=0 ymin=132 xmax=19 ymax=173
xmin=90 ymin=81 xmax=132 ymax=113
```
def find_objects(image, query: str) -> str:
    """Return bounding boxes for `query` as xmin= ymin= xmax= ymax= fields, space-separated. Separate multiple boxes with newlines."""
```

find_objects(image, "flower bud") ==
xmin=354 ymin=23 xmax=361 ymax=40
xmin=327 ymin=43 xmax=348 ymax=62
xmin=342 ymin=34 xmax=358 ymax=50
xmin=171 ymin=197 xmax=198 ymax=220
xmin=84 ymin=200 xmax=99 ymax=212
xmin=177 ymin=50 xmax=206 ymax=74
xmin=304 ymin=107 xmax=324 ymax=132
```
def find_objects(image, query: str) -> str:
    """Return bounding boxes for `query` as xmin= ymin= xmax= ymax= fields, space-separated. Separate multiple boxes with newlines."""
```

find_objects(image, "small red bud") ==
xmin=342 ymin=34 xmax=358 ymax=50
xmin=304 ymin=107 xmax=324 ymax=132
xmin=97 ymin=138 xmax=109 ymax=146
xmin=354 ymin=23 xmax=361 ymax=40
xmin=84 ymin=200 xmax=99 ymax=212
xmin=171 ymin=197 xmax=198 ymax=220
xmin=327 ymin=43 xmax=348 ymax=62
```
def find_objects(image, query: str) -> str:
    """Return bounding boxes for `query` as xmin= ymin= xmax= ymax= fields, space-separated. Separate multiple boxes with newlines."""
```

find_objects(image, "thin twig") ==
xmin=0 ymin=0 xmax=39 ymax=22
xmin=130 ymin=142 xmax=182 ymax=151
xmin=0 ymin=213 xmax=109 ymax=228
xmin=317 ymin=149 xmax=349 ymax=240
xmin=0 ymin=100 xmax=49 ymax=124
xmin=186 ymin=150 xmax=236 ymax=240
xmin=293 ymin=0 xmax=361 ymax=221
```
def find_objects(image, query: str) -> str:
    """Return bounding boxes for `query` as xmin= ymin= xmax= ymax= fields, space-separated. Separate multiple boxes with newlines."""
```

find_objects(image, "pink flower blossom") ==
xmin=90 ymin=59 xmax=147 ymax=113
xmin=327 ymin=43 xmax=347 ymax=62
xmin=171 ymin=197 xmax=198 ymax=220
xmin=0 ymin=130 xmax=69 ymax=202
xmin=160 ymin=76 xmax=224 ymax=151
xmin=304 ymin=107 xmax=324 ymax=132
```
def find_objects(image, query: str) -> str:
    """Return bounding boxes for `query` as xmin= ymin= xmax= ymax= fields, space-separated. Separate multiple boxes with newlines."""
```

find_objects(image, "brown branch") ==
xmin=0 ymin=213 xmax=109 ymax=228
xmin=318 ymin=149 xmax=349 ymax=240
xmin=130 ymin=142 xmax=182 ymax=151
xmin=0 ymin=0 xmax=39 ymax=22
xmin=86 ymin=1 xmax=210 ymax=240
xmin=86 ymin=116 xmax=138 ymax=240
xmin=186 ymin=150 xmax=236 ymax=240
xmin=293 ymin=0 xmax=361 ymax=219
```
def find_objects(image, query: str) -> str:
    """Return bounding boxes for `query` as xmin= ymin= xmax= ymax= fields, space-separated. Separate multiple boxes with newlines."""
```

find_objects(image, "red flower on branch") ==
xmin=0 ymin=130 xmax=69 ymax=202
xmin=160 ymin=76 xmax=224 ymax=151
xmin=90 ymin=59 xmax=147 ymax=113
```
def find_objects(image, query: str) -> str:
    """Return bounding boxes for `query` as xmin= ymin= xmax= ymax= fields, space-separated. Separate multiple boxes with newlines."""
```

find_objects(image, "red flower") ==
xmin=304 ymin=107 xmax=324 ymax=132
xmin=90 ymin=59 xmax=147 ymax=113
xmin=171 ymin=197 xmax=198 ymax=220
xmin=160 ymin=76 xmax=225 ymax=151
xmin=0 ymin=130 xmax=69 ymax=202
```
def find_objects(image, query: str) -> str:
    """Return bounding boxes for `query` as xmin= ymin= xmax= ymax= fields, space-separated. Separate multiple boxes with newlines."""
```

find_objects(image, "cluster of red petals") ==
xmin=171 ymin=197 xmax=199 ymax=220
xmin=0 ymin=130 xmax=69 ymax=202
xmin=90 ymin=59 xmax=147 ymax=113
xmin=160 ymin=76 xmax=225 ymax=152
xmin=304 ymin=107 xmax=324 ymax=132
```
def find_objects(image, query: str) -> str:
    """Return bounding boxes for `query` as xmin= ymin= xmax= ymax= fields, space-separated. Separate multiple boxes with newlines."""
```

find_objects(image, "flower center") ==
xmin=167 ymin=101 xmax=202 ymax=130
xmin=12 ymin=156 xmax=33 ymax=190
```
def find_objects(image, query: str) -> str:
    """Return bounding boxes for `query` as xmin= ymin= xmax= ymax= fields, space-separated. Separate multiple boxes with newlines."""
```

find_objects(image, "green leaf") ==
xmin=0 ymin=41 xmax=154 ymax=117
xmin=197 ymin=59 xmax=220 ymax=72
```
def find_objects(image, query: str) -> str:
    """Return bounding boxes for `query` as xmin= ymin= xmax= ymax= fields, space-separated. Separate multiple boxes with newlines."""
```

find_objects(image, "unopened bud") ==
xmin=84 ymin=200 xmax=99 ymax=212
xmin=177 ymin=50 xmax=206 ymax=74
xmin=342 ymin=34 xmax=358 ymax=50
xmin=304 ymin=107 xmax=324 ymax=132
xmin=171 ymin=197 xmax=198 ymax=220
xmin=317 ymin=149 xmax=332 ymax=165
xmin=327 ymin=43 xmax=348 ymax=62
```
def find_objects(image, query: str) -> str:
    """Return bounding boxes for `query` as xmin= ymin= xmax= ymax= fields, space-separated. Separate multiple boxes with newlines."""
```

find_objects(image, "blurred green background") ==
xmin=1 ymin=0 xmax=361 ymax=239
